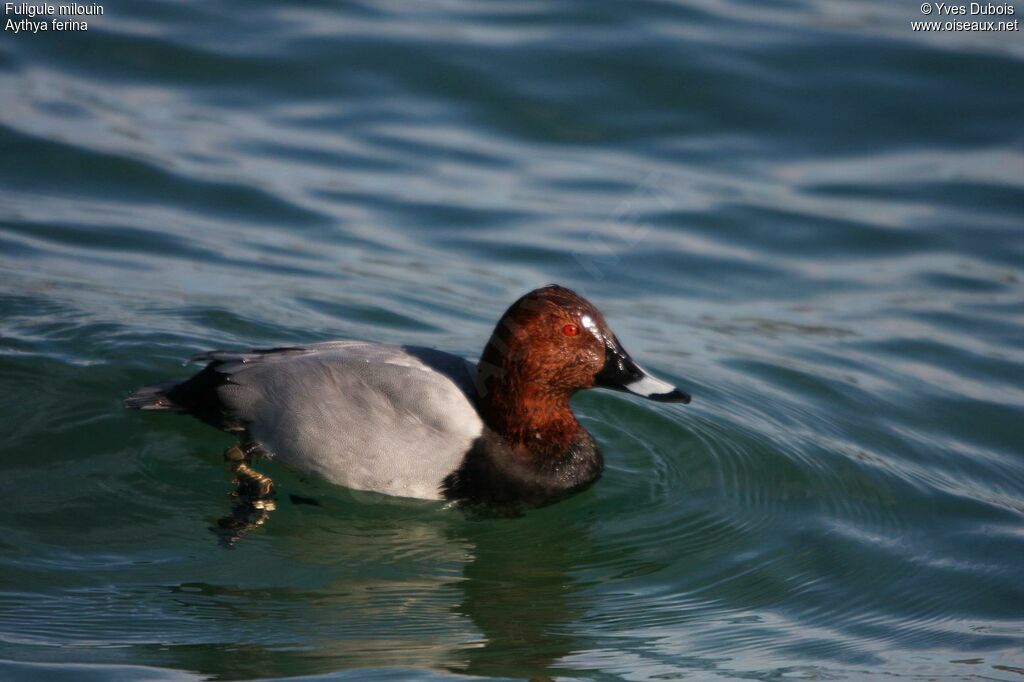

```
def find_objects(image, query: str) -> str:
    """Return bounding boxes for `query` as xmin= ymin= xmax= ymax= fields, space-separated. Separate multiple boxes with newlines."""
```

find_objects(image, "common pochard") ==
xmin=125 ymin=285 xmax=690 ymax=510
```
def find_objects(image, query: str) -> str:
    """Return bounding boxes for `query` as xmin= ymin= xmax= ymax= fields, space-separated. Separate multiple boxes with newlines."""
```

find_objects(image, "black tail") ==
xmin=126 ymin=347 xmax=301 ymax=428
xmin=123 ymin=381 xmax=184 ymax=411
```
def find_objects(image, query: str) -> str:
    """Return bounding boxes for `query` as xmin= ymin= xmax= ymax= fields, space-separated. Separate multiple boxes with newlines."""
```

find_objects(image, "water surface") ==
xmin=1 ymin=0 xmax=1023 ymax=679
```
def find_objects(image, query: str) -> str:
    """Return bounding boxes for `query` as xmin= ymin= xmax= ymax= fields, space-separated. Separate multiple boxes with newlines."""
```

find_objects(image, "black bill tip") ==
xmin=647 ymin=388 xmax=692 ymax=404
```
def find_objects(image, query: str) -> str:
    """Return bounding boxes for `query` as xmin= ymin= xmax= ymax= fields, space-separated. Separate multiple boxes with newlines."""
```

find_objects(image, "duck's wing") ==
xmin=186 ymin=342 xmax=484 ymax=500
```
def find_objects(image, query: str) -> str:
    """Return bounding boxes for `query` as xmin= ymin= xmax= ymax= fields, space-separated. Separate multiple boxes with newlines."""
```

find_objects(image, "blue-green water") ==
xmin=1 ymin=1 xmax=1023 ymax=680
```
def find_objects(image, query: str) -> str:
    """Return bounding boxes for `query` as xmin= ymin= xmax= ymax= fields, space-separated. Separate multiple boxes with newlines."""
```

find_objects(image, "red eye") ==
xmin=562 ymin=323 xmax=579 ymax=336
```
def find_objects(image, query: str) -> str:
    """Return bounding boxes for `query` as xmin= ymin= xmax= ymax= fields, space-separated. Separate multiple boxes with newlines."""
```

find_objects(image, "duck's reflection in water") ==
xmin=453 ymin=518 xmax=589 ymax=680
xmin=156 ymin=485 xmax=597 ymax=681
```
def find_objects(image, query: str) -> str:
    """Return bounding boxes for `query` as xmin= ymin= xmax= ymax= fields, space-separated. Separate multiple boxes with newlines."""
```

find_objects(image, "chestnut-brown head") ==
xmin=477 ymin=285 xmax=689 ymax=445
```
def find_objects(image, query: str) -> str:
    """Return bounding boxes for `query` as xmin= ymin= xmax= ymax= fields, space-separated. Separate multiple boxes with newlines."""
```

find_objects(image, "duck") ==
xmin=125 ymin=285 xmax=690 ymax=511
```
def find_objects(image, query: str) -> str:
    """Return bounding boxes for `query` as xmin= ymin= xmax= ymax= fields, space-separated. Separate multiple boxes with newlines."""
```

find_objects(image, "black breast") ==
xmin=441 ymin=429 xmax=604 ymax=514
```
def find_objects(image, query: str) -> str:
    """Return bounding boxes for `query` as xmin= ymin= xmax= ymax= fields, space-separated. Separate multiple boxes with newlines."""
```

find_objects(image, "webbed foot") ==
xmin=211 ymin=442 xmax=276 ymax=547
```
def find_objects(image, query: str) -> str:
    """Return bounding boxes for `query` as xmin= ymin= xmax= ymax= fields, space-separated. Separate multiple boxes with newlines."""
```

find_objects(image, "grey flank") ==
xmin=205 ymin=342 xmax=484 ymax=500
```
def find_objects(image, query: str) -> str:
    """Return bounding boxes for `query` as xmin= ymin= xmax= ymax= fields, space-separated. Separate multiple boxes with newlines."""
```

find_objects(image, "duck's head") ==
xmin=478 ymin=285 xmax=690 ymax=422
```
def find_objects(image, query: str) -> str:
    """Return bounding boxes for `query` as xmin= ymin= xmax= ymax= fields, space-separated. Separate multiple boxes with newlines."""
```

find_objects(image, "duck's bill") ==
xmin=595 ymin=337 xmax=691 ymax=404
